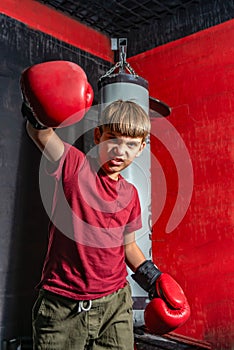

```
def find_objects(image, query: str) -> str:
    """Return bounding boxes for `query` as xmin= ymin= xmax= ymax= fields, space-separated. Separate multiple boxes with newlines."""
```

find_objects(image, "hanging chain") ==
xmin=99 ymin=38 xmax=138 ymax=81
xmin=99 ymin=62 xmax=121 ymax=80
xmin=99 ymin=59 xmax=138 ymax=81
xmin=125 ymin=61 xmax=138 ymax=76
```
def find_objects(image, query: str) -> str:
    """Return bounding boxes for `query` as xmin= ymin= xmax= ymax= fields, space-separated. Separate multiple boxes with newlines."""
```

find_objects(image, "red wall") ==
xmin=0 ymin=0 xmax=113 ymax=62
xmin=129 ymin=20 xmax=234 ymax=349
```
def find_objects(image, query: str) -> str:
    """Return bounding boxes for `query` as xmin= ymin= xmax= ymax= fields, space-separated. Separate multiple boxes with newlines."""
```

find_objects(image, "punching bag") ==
xmin=98 ymin=72 xmax=149 ymax=114
xmin=98 ymin=48 xmax=171 ymax=326
xmin=98 ymin=71 xmax=171 ymax=117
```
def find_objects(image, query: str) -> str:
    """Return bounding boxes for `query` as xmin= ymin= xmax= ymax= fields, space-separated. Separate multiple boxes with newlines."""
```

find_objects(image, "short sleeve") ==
xmin=124 ymin=186 xmax=142 ymax=233
xmin=44 ymin=142 xmax=85 ymax=182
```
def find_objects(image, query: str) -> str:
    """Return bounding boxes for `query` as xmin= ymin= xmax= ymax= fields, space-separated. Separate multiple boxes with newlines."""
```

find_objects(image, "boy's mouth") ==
xmin=108 ymin=158 xmax=124 ymax=166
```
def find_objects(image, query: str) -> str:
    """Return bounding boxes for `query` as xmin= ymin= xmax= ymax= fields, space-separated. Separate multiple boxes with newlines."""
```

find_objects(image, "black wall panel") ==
xmin=0 ymin=13 xmax=111 ymax=342
xmin=127 ymin=0 xmax=234 ymax=56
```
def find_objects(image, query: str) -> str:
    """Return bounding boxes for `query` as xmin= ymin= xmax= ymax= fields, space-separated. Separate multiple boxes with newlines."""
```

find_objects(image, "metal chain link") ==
xmin=99 ymin=62 xmax=121 ymax=80
xmin=125 ymin=61 xmax=138 ymax=76
xmin=99 ymin=60 xmax=138 ymax=81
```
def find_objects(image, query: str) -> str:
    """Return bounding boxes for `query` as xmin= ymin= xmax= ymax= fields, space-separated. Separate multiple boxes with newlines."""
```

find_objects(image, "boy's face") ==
xmin=94 ymin=127 xmax=146 ymax=181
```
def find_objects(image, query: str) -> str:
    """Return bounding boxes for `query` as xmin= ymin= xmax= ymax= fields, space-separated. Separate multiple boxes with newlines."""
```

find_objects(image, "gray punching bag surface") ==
xmin=98 ymin=73 xmax=149 ymax=113
xmin=98 ymin=72 xmax=152 ymax=326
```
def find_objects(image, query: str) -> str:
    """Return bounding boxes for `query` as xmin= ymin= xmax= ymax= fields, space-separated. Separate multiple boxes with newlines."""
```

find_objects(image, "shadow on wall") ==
xmin=2 ymin=121 xmax=49 ymax=340
xmin=0 ymin=59 xmax=50 ymax=341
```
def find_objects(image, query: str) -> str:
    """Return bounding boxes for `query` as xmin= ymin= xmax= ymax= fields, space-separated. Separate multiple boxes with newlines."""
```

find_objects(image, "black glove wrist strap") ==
xmin=131 ymin=260 xmax=162 ymax=299
xmin=21 ymin=102 xmax=48 ymax=130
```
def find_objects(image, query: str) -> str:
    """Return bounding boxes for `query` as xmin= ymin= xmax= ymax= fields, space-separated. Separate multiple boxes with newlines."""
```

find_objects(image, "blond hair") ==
xmin=99 ymin=100 xmax=151 ymax=142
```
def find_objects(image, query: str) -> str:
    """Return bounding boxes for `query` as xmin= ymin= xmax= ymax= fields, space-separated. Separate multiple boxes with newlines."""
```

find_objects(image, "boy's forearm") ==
xmin=26 ymin=121 xmax=64 ymax=162
xmin=124 ymin=240 xmax=146 ymax=272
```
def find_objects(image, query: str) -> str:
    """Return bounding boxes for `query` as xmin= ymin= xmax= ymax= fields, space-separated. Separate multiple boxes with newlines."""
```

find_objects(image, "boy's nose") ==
xmin=113 ymin=143 xmax=125 ymax=155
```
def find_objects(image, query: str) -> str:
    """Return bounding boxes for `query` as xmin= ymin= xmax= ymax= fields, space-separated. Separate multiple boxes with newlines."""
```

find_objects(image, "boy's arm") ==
xmin=124 ymin=234 xmax=146 ymax=272
xmin=21 ymin=61 xmax=94 ymax=162
xmin=26 ymin=121 xmax=64 ymax=162
xmin=125 ymin=233 xmax=191 ymax=335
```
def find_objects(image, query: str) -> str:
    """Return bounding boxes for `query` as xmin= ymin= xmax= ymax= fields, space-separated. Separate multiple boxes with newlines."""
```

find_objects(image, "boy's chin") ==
xmin=105 ymin=165 xmax=121 ymax=174
xmin=102 ymin=164 xmax=124 ymax=177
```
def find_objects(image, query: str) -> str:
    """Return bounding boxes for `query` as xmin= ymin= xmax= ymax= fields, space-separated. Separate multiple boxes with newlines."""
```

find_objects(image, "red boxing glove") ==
xmin=20 ymin=60 xmax=94 ymax=128
xmin=144 ymin=273 xmax=191 ymax=335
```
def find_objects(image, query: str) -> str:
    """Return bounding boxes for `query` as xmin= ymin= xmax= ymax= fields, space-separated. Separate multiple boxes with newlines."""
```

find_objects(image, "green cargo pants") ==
xmin=32 ymin=284 xmax=134 ymax=350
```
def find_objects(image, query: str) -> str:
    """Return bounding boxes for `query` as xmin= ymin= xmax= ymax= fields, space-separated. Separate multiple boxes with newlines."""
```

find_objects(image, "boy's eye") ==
xmin=127 ymin=142 xmax=138 ymax=148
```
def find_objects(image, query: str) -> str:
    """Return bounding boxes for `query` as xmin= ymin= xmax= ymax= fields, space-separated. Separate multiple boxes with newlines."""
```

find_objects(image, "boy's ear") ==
xmin=136 ymin=141 xmax=146 ymax=157
xmin=94 ymin=127 xmax=101 ymax=144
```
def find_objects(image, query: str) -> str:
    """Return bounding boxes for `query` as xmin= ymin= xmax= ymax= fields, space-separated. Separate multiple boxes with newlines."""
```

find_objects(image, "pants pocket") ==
xmin=32 ymin=293 xmax=44 ymax=322
xmin=34 ymin=290 xmax=78 ymax=325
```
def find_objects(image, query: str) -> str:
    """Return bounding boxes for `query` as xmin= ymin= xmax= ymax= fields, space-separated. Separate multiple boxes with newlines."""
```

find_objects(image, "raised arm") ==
xmin=20 ymin=61 xmax=94 ymax=162
xmin=26 ymin=122 xmax=64 ymax=162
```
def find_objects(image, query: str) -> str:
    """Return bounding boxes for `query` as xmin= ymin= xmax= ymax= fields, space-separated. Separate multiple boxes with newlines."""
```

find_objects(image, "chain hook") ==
xmin=99 ymin=38 xmax=138 ymax=81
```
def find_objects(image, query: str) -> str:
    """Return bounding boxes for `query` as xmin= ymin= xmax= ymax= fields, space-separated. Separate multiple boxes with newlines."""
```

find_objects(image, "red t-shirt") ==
xmin=38 ymin=143 xmax=142 ymax=300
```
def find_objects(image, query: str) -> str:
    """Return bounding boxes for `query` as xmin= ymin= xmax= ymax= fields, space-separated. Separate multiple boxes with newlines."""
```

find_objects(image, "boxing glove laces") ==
xmin=21 ymin=100 xmax=48 ymax=130
xmin=132 ymin=260 xmax=162 ymax=300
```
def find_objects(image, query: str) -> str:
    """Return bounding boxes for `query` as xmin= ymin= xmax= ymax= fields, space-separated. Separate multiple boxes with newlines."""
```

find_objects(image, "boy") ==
xmin=26 ymin=99 xmax=152 ymax=350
